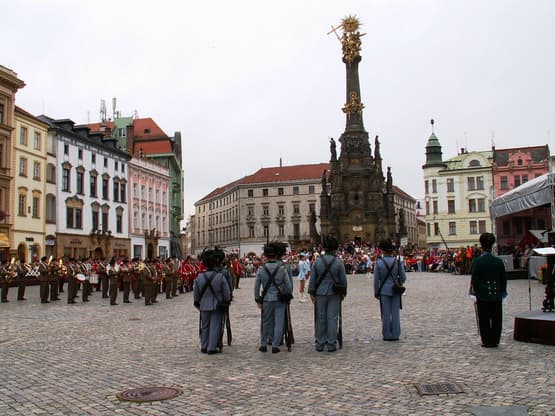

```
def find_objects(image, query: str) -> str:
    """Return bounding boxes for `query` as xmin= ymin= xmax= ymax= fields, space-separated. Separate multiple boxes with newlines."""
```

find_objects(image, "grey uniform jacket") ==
xmin=194 ymin=270 xmax=232 ymax=312
xmin=308 ymin=255 xmax=347 ymax=296
xmin=254 ymin=261 xmax=293 ymax=303
xmin=373 ymin=256 xmax=407 ymax=297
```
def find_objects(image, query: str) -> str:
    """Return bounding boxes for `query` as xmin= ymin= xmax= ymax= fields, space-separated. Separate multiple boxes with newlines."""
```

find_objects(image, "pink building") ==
xmin=492 ymin=145 xmax=550 ymax=197
xmin=128 ymin=157 xmax=170 ymax=259
xmin=492 ymin=145 xmax=551 ymax=252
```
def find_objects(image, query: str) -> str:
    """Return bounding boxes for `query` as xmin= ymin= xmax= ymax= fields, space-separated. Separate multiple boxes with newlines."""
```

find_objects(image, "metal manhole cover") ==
xmin=117 ymin=386 xmax=182 ymax=402
xmin=415 ymin=382 xmax=464 ymax=396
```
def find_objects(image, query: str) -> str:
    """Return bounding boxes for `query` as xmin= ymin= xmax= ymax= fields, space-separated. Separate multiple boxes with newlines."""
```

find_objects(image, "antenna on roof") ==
xmin=279 ymin=157 xmax=282 ymax=168
xmin=100 ymin=99 xmax=107 ymax=123
xmin=112 ymin=97 xmax=117 ymax=120
xmin=133 ymin=109 xmax=139 ymax=119
xmin=491 ymin=130 xmax=495 ymax=147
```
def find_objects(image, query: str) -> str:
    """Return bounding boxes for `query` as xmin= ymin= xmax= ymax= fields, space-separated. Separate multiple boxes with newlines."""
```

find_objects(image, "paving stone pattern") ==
xmin=0 ymin=272 xmax=554 ymax=415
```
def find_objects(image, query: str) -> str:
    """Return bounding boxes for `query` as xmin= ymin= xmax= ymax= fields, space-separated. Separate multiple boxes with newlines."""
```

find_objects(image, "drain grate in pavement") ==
xmin=415 ymin=382 xmax=464 ymax=395
xmin=128 ymin=317 xmax=141 ymax=321
xmin=117 ymin=386 xmax=182 ymax=402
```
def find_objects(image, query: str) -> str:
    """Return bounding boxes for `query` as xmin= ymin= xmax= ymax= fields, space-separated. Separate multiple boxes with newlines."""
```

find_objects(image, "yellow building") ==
xmin=0 ymin=66 xmax=25 ymax=261
xmin=12 ymin=106 xmax=48 ymax=261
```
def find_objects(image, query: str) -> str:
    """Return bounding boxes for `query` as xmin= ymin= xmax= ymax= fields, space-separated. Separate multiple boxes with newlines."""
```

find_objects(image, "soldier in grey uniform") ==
xmin=254 ymin=241 xmax=293 ymax=353
xmin=373 ymin=239 xmax=407 ymax=341
xmin=194 ymin=248 xmax=232 ymax=354
xmin=308 ymin=236 xmax=347 ymax=352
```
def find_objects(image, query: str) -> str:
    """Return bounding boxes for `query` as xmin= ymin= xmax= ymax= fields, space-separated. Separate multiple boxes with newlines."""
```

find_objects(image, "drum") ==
xmin=89 ymin=273 xmax=99 ymax=284
xmin=75 ymin=273 xmax=86 ymax=282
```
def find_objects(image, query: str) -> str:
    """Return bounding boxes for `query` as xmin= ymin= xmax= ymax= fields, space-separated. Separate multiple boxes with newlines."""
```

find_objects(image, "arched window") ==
xmin=468 ymin=160 xmax=481 ymax=167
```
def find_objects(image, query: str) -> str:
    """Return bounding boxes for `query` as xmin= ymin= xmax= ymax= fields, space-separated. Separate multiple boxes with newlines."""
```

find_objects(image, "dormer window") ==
xmin=517 ymin=159 xmax=523 ymax=166
xmin=144 ymin=128 xmax=150 ymax=134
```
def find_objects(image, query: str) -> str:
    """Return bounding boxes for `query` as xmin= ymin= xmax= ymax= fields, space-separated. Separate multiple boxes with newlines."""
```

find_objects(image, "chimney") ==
xmin=279 ymin=158 xmax=282 ymax=168
xmin=126 ymin=123 xmax=134 ymax=155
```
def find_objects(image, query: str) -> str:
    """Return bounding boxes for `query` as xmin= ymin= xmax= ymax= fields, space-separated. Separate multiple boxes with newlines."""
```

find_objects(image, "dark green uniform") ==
xmin=15 ymin=261 xmax=27 ymax=301
xmin=0 ymin=264 xmax=11 ymax=302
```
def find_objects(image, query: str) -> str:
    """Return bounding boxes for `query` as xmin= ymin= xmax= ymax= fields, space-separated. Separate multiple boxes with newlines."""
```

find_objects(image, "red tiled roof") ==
xmin=133 ymin=118 xmax=168 ymax=138
xmin=133 ymin=140 xmax=173 ymax=156
xmin=86 ymin=118 xmax=167 ymax=138
xmin=87 ymin=121 xmax=115 ymax=133
xmin=198 ymin=163 xmax=331 ymax=202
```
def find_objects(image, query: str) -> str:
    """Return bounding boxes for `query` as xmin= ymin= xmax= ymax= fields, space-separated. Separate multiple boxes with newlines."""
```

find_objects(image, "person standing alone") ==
xmin=296 ymin=253 xmax=311 ymax=302
xmin=470 ymin=232 xmax=507 ymax=348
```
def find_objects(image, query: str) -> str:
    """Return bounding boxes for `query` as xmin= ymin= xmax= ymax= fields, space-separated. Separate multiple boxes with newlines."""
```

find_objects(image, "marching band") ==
xmin=0 ymin=256 xmax=203 ymax=307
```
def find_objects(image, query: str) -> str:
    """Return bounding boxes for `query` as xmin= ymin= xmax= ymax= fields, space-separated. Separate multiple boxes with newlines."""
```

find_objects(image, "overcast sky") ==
xmin=4 ymin=0 xmax=554 ymax=219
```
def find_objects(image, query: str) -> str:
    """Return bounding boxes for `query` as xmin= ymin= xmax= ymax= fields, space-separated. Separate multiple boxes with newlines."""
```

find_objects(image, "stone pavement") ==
xmin=0 ymin=272 xmax=554 ymax=416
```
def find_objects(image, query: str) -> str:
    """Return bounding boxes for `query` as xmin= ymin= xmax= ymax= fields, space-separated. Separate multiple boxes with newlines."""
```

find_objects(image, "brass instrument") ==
xmin=6 ymin=257 xmax=16 ymax=283
xmin=47 ymin=255 xmax=53 ymax=266
xmin=58 ymin=258 xmax=68 ymax=277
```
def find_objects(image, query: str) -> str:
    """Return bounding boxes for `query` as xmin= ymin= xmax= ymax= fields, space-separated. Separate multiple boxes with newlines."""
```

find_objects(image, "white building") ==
xmin=422 ymin=128 xmax=493 ymax=249
xmin=39 ymin=116 xmax=131 ymax=259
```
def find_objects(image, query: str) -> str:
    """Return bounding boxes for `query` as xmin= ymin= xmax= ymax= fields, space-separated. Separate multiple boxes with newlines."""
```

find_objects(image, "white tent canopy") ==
xmin=491 ymin=172 xmax=555 ymax=218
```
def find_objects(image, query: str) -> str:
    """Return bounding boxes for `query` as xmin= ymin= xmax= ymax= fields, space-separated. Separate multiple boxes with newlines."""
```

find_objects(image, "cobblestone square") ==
xmin=1 ymin=272 xmax=553 ymax=415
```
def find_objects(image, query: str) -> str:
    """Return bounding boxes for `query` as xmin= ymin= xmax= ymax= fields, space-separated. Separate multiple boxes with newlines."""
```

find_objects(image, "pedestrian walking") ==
xmin=308 ymin=236 xmax=347 ymax=352
xmin=470 ymin=232 xmax=507 ymax=348
xmin=374 ymin=239 xmax=407 ymax=341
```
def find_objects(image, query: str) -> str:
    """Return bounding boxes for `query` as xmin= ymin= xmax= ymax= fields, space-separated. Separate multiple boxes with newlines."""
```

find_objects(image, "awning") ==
xmin=0 ymin=233 xmax=10 ymax=248
xmin=491 ymin=173 xmax=555 ymax=218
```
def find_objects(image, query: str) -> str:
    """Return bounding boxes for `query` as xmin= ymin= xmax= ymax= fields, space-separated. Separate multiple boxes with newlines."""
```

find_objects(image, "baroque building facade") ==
xmin=422 ymin=126 xmax=494 ymax=249
xmin=191 ymin=163 xmax=328 ymax=256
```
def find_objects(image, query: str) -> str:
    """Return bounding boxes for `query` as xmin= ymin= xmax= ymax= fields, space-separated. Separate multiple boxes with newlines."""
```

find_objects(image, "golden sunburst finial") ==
xmin=341 ymin=15 xmax=361 ymax=33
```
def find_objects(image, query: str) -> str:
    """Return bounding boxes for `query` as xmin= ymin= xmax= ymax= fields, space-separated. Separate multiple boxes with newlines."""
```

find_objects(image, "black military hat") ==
xmin=200 ymin=247 xmax=221 ymax=268
xmin=379 ymin=239 xmax=394 ymax=252
xmin=263 ymin=241 xmax=287 ymax=258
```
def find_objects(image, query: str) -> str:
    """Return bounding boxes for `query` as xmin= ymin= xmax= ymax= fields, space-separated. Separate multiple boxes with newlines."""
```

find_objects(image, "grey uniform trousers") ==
xmin=380 ymin=295 xmax=401 ymax=340
xmin=261 ymin=301 xmax=286 ymax=348
xmin=200 ymin=310 xmax=223 ymax=351
xmin=315 ymin=294 xmax=341 ymax=349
